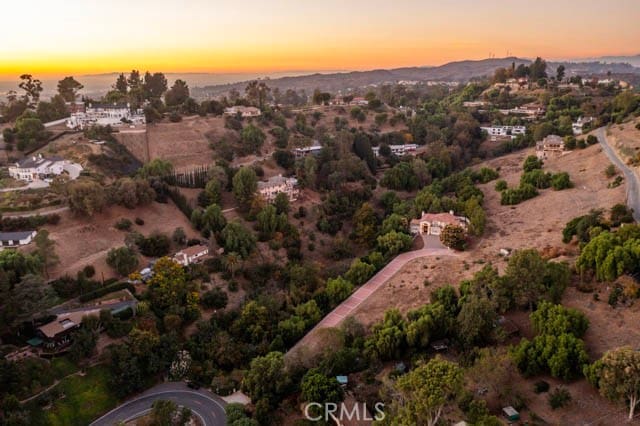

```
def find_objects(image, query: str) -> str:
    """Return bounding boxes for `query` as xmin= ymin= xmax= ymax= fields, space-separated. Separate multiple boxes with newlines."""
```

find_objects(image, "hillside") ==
xmin=199 ymin=57 xmax=640 ymax=95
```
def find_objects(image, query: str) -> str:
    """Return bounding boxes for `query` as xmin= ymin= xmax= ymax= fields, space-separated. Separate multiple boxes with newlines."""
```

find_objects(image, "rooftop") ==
xmin=0 ymin=230 xmax=35 ymax=241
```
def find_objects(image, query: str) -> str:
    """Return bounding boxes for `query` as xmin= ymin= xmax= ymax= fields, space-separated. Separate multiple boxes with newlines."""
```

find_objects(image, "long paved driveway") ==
xmin=289 ymin=236 xmax=458 ymax=354
xmin=596 ymin=127 xmax=640 ymax=221
xmin=90 ymin=382 xmax=226 ymax=426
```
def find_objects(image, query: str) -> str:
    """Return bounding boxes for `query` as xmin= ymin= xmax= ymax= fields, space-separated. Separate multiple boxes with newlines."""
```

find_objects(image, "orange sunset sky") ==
xmin=1 ymin=0 xmax=639 ymax=79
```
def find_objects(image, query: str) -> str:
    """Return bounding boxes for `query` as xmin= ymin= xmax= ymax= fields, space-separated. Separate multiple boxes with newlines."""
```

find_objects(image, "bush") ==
xmin=501 ymin=183 xmax=539 ymax=205
xmin=548 ymin=387 xmax=571 ymax=409
xmin=604 ymin=164 xmax=617 ymax=178
xmin=534 ymin=380 xmax=550 ymax=394
xmin=136 ymin=232 xmax=171 ymax=257
xmin=586 ymin=135 xmax=598 ymax=145
xmin=201 ymin=287 xmax=228 ymax=309
xmin=523 ymin=155 xmax=543 ymax=172
xmin=577 ymin=139 xmax=587 ymax=149
xmin=134 ymin=217 xmax=145 ymax=225
xmin=78 ymin=282 xmax=135 ymax=303
xmin=83 ymin=265 xmax=96 ymax=278
xmin=551 ymin=172 xmax=573 ymax=190
xmin=115 ymin=218 xmax=133 ymax=231
xmin=494 ymin=179 xmax=508 ymax=191
xmin=106 ymin=246 xmax=139 ymax=276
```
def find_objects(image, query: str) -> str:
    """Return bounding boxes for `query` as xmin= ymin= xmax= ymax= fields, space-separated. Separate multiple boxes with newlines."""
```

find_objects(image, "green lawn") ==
xmin=46 ymin=365 xmax=118 ymax=426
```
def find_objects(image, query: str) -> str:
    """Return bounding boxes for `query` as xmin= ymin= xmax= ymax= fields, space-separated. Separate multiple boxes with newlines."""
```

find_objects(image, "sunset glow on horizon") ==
xmin=1 ymin=0 xmax=639 ymax=79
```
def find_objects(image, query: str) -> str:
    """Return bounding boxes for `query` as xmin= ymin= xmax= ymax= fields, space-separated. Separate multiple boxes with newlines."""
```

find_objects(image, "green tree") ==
xmin=364 ymin=308 xmax=406 ymax=360
xmin=219 ymin=222 xmax=256 ymax=259
xmin=67 ymin=180 xmax=108 ymax=216
xmin=33 ymin=230 xmax=59 ymax=278
xmin=244 ymin=81 xmax=270 ymax=109
xmin=232 ymin=167 xmax=258 ymax=210
xmin=344 ymin=258 xmax=376 ymax=285
xmin=57 ymin=76 xmax=84 ymax=102
xmin=353 ymin=202 xmax=378 ymax=246
xmin=456 ymin=295 xmax=498 ymax=348
xmin=240 ymin=124 xmax=266 ymax=153
xmin=143 ymin=72 xmax=168 ymax=99
xmin=505 ymin=249 xmax=546 ymax=310
xmin=556 ymin=65 xmax=566 ymax=82
xmin=15 ymin=111 xmax=46 ymax=150
xmin=256 ymin=205 xmax=287 ymax=238
xmin=146 ymin=257 xmax=189 ymax=314
xmin=106 ymin=247 xmax=139 ymax=276
xmin=165 ymin=79 xmax=190 ymax=107
xmin=511 ymin=333 xmax=589 ymax=380
xmin=300 ymin=368 xmax=344 ymax=407
xmin=523 ymin=155 xmax=543 ymax=172
xmin=325 ymin=277 xmax=354 ymax=306
xmin=242 ymin=351 xmax=291 ymax=405
xmin=585 ymin=347 xmax=640 ymax=420
xmin=376 ymin=230 xmax=413 ymax=258
xmin=150 ymin=399 xmax=191 ymax=426
xmin=440 ymin=225 xmax=466 ymax=250
xmin=530 ymin=301 xmax=588 ymax=338
xmin=202 ymin=204 xmax=227 ymax=234
xmin=273 ymin=192 xmax=290 ymax=215
xmin=551 ymin=172 xmax=572 ymax=190
xmin=387 ymin=357 xmax=463 ymax=426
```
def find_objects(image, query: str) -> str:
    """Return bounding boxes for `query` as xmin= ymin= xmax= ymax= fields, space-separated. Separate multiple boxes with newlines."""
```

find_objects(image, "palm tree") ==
xmin=224 ymin=252 xmax=241 ymax=278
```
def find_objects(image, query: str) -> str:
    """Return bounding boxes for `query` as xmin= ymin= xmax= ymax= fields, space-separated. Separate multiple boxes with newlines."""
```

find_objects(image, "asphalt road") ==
xmin=90 ymin=382 xmax=226 ymax=426
xmin=595 ymin=127 xmax=640 ymax=221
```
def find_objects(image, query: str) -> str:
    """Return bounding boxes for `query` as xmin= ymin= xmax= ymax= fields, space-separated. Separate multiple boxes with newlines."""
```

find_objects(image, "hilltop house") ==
xmin=349 ymin=97 xmax=369 ymax=106
xmin=499 ymin=103 xmax=545 ymax=119
xmin=572 ymin=117 xmax=594 ymax=135
xmin=258 ymin=175 xmax=299 ymax=202
xmin=481 ymin=125 xmax=526 ymax=141
xmin=223 ymin=106 xmax=262 ymax=118
xmin=294 ymin=140 xmax=323 ymax=158
xmin=372 ymin=144 xmax=418 ymax=157
xmin=66 ymin=102 xmax=145 ymax=129
xmin=410 ymin=211 xmax=469 ymax=236
xmin=0 ymin=231 xmax=36 ymax=249
xmin=173 ymin=245 xmax=209 ymax=266
xmin=8 ymin=154 xmax=83 ymax=182
xmin=536 ymin=134 xmax=565 ymax=159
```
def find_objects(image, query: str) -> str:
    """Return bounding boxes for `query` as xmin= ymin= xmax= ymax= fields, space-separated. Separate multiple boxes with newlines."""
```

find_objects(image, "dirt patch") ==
xmin=44 ymin=201 xmax=199 ymax=280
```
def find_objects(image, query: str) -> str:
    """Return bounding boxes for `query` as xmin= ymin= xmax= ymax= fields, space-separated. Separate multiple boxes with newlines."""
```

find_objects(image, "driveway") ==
xmin=595 ymin=127 xmax=640 ymax=221
xmin=289 ymin=235 xmax=458 ymax=354
xmin=90 ymin=382 xmax=226 ymax=426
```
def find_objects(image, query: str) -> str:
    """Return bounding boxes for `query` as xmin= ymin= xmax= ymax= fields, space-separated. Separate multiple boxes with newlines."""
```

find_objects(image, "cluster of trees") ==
xmin=500 ymin=155 xmax=572 ymax=205
xmin=577 ymin=224 xmax=640 ymax=281
xmin=66 ymin=176 xmax=155 ymax=216
xmin=511 ymin=302 xmax=590 ymax=380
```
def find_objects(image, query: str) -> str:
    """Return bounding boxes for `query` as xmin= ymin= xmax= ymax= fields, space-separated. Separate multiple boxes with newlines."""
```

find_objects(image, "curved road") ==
xmin=90 ymin=382 xmax=226 ymax=426
xmin=595 ymin=127 xmax=640 ymax=221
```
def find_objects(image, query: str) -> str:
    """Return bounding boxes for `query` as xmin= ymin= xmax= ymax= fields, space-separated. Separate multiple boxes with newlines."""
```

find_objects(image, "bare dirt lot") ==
xmin=44 ymin=201 xmax=198 ymax=280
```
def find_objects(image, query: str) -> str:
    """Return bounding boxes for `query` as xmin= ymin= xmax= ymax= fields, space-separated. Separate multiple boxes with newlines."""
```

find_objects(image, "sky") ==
xmin=0 ymin=0 xmax=639 ymax=79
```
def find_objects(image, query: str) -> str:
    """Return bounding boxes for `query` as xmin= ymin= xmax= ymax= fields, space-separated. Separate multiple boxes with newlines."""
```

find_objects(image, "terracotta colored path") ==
xmin=289 ymin=237 xmax=459 ymax=356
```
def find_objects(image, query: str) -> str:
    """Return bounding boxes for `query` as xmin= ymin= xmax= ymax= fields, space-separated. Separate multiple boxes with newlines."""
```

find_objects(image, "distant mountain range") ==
xmin=197 ymin=57 xmax=640 ymax=95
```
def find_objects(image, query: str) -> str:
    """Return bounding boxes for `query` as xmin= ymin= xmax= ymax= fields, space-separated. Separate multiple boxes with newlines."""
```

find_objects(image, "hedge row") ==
xmin=78 ymin=282 xmax=136 ymax=303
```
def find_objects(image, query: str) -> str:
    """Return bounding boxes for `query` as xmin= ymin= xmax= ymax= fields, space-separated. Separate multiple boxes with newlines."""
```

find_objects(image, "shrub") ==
xmin=494 ymin=179 xmax=508 ymax=191
xmin=500 ymin=183 xmax=539 ymax=205
xmin=548 ymin=387 xmax=571 ymax=409
xmin=551 ymin=172 xmax=573 ymax=190
xmin=523 ymin=155 xmax=543 ymax=172
xmin=577 ymin=139 xmax=587 ymax=149
xmin=586 ymin=135 xmax=598 ymax=145
xmin=604 ymin=164 xmax=617 ymax=178
xmin=78 ymin=281 xmax=136 ymax=303
xmin=115 ymin=218 xmax=133 ymax=231
xmin=534 ymin=380 xmax=550 ymax=394
xmin=135 ymin=217 xmax=145 ymax=225
xmin=83 ymin=265 xmax=96 ymax=278
xmin=201 ymin=287 xmax=228 ymax=309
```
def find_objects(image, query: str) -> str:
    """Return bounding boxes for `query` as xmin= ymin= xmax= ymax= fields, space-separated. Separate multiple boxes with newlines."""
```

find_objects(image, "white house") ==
xmin=481 ymin=125 xmax=526 ymax=141
xmin=258 ymin=175 xmax=299 ymax=202
xmin=410 ymin=211 xmax=469 ymax=236
xmin=8 ymin=154 xmax=83 ymax=182
xmin=173 ymin=245 xmax=209 ymax=266
xmin=572 ymin=117 xmax=594 ymax=135
xmin=372 ymin=144 xmax=418 ymax=157
xmin=536 ymin=135 xmax=565 ymax=159
xmin=66 ymin=103 xmax=145 ymax=129
xmin=294 ymin=140 xmax=323 ymax=158
xmin=223 ymin=106 xmax=262 ymax=118
xmin=349 ymin=97 xmax=369 ymax=106
xmin=0 ymin=231 xmax=37 ymax=248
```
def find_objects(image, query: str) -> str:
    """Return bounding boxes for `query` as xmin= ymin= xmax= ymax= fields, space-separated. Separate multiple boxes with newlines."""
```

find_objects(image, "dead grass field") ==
xmin=43 ymin=201 xmax=198 ymax=280
xmin=606 ymin=117 xmax=640 ymax=165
